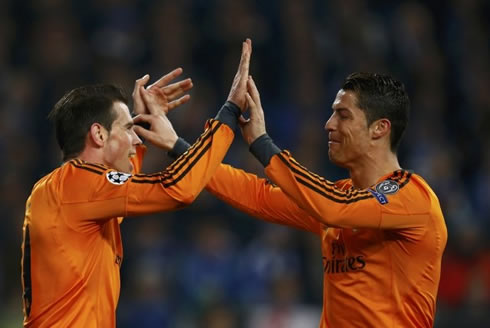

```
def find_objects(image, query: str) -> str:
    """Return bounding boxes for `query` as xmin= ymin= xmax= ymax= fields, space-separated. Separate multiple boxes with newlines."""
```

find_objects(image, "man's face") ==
xmin=102 ymin=101 xmax=142 ymax=173
xmin=324 ymin=89 xmax=371 ymax=168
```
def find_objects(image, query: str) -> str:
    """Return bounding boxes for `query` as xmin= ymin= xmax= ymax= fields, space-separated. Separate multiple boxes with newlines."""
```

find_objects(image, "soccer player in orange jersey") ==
xmin=169 ymin=72 xmax=447 ymax=327
xmin=20 ymin=40 xmax=252 ymax=327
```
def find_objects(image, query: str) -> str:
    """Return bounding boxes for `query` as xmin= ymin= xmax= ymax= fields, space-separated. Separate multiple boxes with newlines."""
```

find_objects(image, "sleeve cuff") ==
xmin=214 ymin=101 xmax=241 ymax=131
xmin=249 ymin=134 xmax=281 ymax=167
xmin=168 ymin=137 xmax=191 ymax=159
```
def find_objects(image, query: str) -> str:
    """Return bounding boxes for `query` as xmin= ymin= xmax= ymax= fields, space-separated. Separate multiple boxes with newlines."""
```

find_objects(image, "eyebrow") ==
xmin=332 ymin=107 xmax=350 ymax=113
xmin=123 ymin=121 xmax=134 ymax=129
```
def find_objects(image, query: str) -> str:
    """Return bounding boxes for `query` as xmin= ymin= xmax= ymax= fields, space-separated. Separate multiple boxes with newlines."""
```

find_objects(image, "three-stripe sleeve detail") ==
xmin=70 ymin=160 xmax=105 ymax=175
xmin=388 ymin=170 xmax=412 ymax=189
xmin=277 ymin=151 xmax=373 ymax=203
xmin=276 ymin=151 xmax=413 ymax=203
xmin=68 ymin=120 xmax=226 ymax=188
xmin=131 ymin=119 xmax=222 ymax=186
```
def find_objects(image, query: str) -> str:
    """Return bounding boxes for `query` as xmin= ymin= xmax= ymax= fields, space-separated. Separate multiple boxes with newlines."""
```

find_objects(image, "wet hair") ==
xmin=342 ymin=72 xmax=410 ymax=152
xmin=48 ymin=84 xmax=128 ymax=161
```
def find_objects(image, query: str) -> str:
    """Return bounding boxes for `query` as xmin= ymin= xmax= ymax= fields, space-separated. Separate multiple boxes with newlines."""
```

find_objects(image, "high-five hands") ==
xmin=224 ymin=38 xmax=266 ymax=145
xmin=227 ymin=39 xmax=252 ymax=112
xmin=130 ymin=38 xmax=254 ymax=151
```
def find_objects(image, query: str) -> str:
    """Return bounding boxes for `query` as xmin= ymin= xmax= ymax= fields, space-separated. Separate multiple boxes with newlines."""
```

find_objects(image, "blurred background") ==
xmin=1 ymin=0 xmax=489 ymax=327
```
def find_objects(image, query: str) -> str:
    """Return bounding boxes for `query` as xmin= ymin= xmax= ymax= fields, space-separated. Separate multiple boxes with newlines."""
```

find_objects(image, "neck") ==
xmin=78 ymin=147 xmax=105 ymax=166
xmin=348 ymin=150 xmax=401 ymax=189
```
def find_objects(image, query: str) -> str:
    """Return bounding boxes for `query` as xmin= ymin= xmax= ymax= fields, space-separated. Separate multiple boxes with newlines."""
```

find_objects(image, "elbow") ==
xmin=161 ymin=182 xmax=200 ymax=206
xmin=179 ymin=194 xmax=197 ymax=206
xmin=174 ymin=189 xmax=200 ymax=206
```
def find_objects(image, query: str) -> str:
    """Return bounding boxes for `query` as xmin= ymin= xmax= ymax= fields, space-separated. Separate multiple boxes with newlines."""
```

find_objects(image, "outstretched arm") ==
xmin=207 ymin=164 xmax=323 ymax=234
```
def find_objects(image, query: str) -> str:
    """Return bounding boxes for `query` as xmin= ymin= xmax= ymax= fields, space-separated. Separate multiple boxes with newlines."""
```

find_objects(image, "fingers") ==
xmin=168 ymin=94 xmax=191 ymax=111
xmin=148 ymin=67 xmax=183 ymax=89
xmin=237 ymin=38 xmax=252 ymax=76
xmin=161 ymin=78 xmax=193 ymax=101
xmin=245 ymin=92 xmax=256 ymax=119
xmin=132 ymin=113 xmax=154 ymax=125
xmin=133 ymin=125 xmax=154 ymax=140
xmin=247 ymin=76 xmax=261 ymax=107
xmin=132 ymin=74 xmax=150 ymax=114
xmin=227 ymin=38 xmax=253 ymax=110
xmin=245 ymin=77 xmax=264 ymax=122
xmin=133 ymin=74 xmax=150 ymax=96
xmin=140 ymin=88 xmax=161 ymax=115
xmin=238 ymin=115 xmax=250 ymax=126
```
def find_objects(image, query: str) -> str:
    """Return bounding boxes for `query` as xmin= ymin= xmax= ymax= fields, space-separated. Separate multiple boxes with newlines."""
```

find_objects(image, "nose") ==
xmin=325 ymin=115 xmax=335 ymax=132
xmin=131 ymin=129 xmax=143 ymax=145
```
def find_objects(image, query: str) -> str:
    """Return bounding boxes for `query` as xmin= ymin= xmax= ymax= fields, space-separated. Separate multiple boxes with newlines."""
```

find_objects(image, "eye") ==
xmin=337 ymin=109 xmax=350 ymax=120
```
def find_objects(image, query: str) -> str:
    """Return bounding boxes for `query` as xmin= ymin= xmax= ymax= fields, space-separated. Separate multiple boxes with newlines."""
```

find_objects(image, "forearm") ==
xmin=207 ymin=163 xmax=322 ymax=234
xmin=127 ymin=103 xmax=241 ymax=215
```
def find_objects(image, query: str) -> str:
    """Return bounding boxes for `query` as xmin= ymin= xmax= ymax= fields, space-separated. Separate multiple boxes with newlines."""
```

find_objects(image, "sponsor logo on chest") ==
xmin=322 ymin=231 xmax=366 ymax=274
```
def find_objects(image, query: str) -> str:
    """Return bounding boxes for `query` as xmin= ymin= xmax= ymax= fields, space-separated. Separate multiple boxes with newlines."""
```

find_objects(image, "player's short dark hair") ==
xmin=48 ymin=84 xmax=128 ymax=161
xmin=342 ymin=72 xmax=410 ymax=153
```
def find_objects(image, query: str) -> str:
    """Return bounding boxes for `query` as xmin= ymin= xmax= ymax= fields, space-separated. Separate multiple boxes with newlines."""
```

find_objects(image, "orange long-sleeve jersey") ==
xmin=207 ymin=148 xmax=447 ymax=327
xmin=21 ymin=111 xmax=237 ymax=327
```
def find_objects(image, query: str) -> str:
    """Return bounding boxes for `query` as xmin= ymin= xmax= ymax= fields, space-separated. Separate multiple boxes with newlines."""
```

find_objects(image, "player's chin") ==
xmin=328 ymin=151 xmax=345 ymax=167
xmin=125 ymin=160 xmax=134 ymax=173
xmin=116 ymin=160 xmax=133 ymax=174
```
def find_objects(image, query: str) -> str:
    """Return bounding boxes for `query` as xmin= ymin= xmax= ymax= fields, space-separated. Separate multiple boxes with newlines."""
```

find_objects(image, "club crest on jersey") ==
xmin=106 ymin=171 xmax=132 ymax=185
xmin=375 ymin=180 xmax=399 ymax=195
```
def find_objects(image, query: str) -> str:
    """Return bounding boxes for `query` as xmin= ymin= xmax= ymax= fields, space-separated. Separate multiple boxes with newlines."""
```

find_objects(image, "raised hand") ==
xmin=131 ymin=68 xmax=193 ymax=115
xmin=227 ymin=39 xmax=252 ymax=112
xmin=240 ymin=76 xmax=267 ymax=145
xmin=132 ymin=88 xmax=179 ymax=150
xmin=147 ymin=68 xmax=193 ymax=114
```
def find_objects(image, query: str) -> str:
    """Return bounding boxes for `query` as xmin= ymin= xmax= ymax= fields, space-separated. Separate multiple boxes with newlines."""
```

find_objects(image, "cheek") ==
xmin=345 ymin=127 xmax=368 ymax=148
xmin=107 ymin=135 xmax=129 ymax=158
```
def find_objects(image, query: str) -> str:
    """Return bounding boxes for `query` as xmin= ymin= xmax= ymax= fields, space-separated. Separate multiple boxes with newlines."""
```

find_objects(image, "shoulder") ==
xmin=63 ymin=159 xmax=111 ymax=177
xmin=334 ymin=178 xmax=353 ymax=191
xmin=378 ymin=170 xmax=437 ymax=214
xmin=30 ymin=168 xmax=60 ymax=198
xmin=58 ymin=160 xmax=112 ymax=203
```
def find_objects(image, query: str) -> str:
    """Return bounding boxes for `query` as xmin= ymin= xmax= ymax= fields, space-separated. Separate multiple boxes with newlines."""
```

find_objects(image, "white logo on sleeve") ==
xmin=375 ymin=180 xmax=399 ymax=195
xmin=106 ymin=171 xmax=132 ymax=185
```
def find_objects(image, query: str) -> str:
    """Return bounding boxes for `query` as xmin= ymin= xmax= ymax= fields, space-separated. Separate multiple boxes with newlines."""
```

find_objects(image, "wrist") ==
xmin=166 ymin=135 xmax=179 ymax=150
xmin=168 ymin=137 xmax=191 ymax=159
xmin=248 ymin=129 xmax=267 ymax=145
xmin=249 ymin=133 xmax=281 ymax=167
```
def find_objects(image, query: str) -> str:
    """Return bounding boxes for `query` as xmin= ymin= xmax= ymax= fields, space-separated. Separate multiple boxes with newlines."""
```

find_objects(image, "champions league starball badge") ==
xmin=106 ymin=171 xmax=132 ymax=185
xmin=375 ymin=180 xmax=399 ymax=195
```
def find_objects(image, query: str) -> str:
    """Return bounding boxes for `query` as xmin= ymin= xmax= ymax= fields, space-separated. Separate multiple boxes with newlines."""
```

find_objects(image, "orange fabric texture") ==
xmin=21 ymin=119 xmax=233 ymax=327
xmin=207 ymin=150 xmax=447 ymax=328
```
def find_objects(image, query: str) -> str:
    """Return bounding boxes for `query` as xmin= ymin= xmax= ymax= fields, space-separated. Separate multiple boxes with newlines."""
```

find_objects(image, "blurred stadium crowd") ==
xmin=1 ymin=0 xmax=489 ymax=327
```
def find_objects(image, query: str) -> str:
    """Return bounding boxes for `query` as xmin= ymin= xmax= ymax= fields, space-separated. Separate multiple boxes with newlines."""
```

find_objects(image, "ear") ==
xmin=88 ymin=123 xmax=108 ymax=147
xmin=371 ymin=118 xmax=391 ymax=140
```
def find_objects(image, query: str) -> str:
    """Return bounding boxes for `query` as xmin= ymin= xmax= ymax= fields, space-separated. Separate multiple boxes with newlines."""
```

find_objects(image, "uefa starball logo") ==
xmin=106 ymin=171 xmax=132 ymax=185
xmin=375 ymin=180 xmax=399 ymax=195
